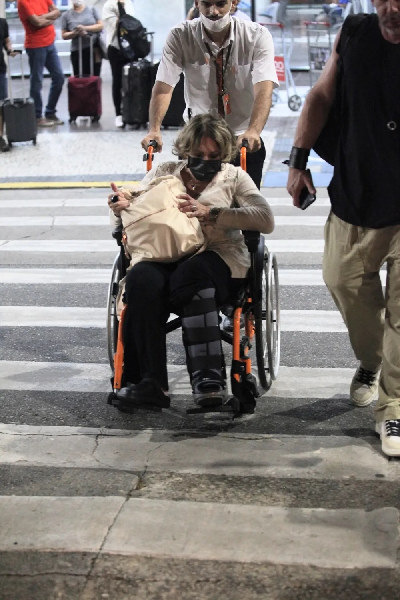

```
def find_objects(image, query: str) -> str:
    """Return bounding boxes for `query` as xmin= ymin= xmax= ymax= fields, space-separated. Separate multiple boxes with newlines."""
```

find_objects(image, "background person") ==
xmin=286 ymin=7 xmax=400 ymax=458
xmin=231 ymin=0 xmax=251 ymax=21
xmin=0 ymin=17 xmax=17 ymax=152
xmin=17 ymin=0 xmax=65 ymax=127
xmin=186 ymin=2 xmax=200 ymax=19
xmin=61 ymin=0 xmax=103 ymax=77
xmin=109 ymin=115 xmax=274 ymax=411
xmin=102 ymin=0 xmax=134 ymax=128
xmin=141 ymin=0 xmax=278 ymax=190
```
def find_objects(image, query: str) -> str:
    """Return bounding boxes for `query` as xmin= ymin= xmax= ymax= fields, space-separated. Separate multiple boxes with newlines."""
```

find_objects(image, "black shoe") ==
xmin=192 ymin=370 xmax=228 ymax=407
xmin=116 ymin=378 xmax=170 ymax=409
xmin=0 ymin=137 xmax=10 ymax=152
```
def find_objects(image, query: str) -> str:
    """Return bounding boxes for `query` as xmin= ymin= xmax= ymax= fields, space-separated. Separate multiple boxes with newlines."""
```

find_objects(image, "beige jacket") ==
xmin=110 ymin=161 xmax=274 ymax=279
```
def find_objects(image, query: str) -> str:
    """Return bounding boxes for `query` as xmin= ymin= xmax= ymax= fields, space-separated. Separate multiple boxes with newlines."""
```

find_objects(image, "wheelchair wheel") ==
xmin=106 ymin=252 xmax=121 ymax=369
xmin=254 ymin=250 xmax=281 ymax=390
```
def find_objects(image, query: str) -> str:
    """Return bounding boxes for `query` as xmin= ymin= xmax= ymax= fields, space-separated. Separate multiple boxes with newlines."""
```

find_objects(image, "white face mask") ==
xmin=200 ymin=11 xmax=231 ymax=33
xmin=73 ymin=0 xmax=84 ymax=6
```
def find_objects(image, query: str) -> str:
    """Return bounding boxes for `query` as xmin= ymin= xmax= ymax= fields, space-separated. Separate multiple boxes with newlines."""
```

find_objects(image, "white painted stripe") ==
xmin=0 ymin=361 xmax=356 ymax=398
xmin=268 ymin=240 xmax=324 ymax=253
xmin=0 ymin=496 xmax=396 ymax=568
xmin=0 ymin=240 xmax=117 ymax=252
xmin=0 ymin=306 xmax=344 ymax=330
xmin=0 ymin=198 xmax=107 ymax=208
xmin=0 ymin=268 xmax=111 ymax=284
xmin=274 ymin=216 xmax=326 ymax=227
xmin=0 ymin=240 xmax=325 ymax=253
xmin=283 ymin=310 xmax=345 ymax=332
xmin=0 ymin=496 xmax=126 ymax=553
xmin=0 ymin=216 xmax=326 ymax=228
xmin=104 ymin=501 xmax=398 ymax=569
xmin=0 ymin=216 xmax=109 ymax=227
xmin=266 ymin=197 xmax=330 ymax=207
xmin=0 ymin=268 xmax=387 ymax=286
xmin=0 ymin=197 xmax=331 ymax=209
xmin=0 ymin=426 xmax=388 ymax=481
xmin=0 ymin=306 xmax=106 ymax=327
xmin=0 ymin=217 xmax=53 ymax=227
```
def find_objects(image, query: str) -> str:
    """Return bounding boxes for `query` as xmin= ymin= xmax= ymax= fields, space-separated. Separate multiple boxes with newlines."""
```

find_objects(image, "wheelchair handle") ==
xmin=240 ymin=140 xmax=248 ymax=172
xmin=143 ymin=140 xmax=158 ymax=172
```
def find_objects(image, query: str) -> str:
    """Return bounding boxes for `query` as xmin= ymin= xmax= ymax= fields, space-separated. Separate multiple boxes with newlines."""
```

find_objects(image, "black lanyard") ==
xmin=204 ymin=40 xmax=233 ymax=95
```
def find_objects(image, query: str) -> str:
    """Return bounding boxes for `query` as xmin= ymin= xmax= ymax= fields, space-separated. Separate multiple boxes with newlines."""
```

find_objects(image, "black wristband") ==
xmin=286 ymin=147 xmax=310 ymax=170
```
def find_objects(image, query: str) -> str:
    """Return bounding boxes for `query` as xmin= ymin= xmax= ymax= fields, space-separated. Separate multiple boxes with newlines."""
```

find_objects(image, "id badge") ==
xmin=223 ymin=93 xmax=231 ymax=116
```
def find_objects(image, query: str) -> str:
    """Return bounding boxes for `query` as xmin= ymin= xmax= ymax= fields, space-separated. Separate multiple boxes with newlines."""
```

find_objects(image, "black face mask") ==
xmin=187 ymin=156 xmax=222 ymax=182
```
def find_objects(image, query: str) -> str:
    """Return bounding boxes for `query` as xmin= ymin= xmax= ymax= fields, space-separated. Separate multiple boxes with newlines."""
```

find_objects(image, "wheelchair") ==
xmin=106 ymin=144 xmax=281 ymax=415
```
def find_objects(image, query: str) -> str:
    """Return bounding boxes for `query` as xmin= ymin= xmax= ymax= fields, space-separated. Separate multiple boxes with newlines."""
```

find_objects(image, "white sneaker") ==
xmin=115 ymin=115 xmax=124 ymax=128
xmin=375 ymin=420 xmax=400 ymax=457
xmin=350 ymin=366 xmax=380 ymax=407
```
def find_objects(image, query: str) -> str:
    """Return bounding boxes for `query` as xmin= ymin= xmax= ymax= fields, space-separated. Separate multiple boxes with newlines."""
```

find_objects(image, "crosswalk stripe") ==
xmin=0 ymin=362 xmax=355 ymax=397
xmin=274 ymin=216 xmax=326 ymax=226
xmin=0 ymin=216 xmax=110 ymax=227
xmin=0 ymin=198 xmax=108 ymax=208
xmin=0 ymin=216 xmax=328 ymax=228
xmin=0 ymin=197 xmax=330 ymax=209
xmin=0 ymin=239 xmax=326 ymax=253
xmin=0 ymin=268 xmax=111 ymax=284
xmin=266 ymin=197 xmax=330 ymax=206
xmin=0 ymin=306 xmax=345 ymax=331
xmin=0 ymin=268 xmax=387 ymax=286
xmin=0 ymin=496 xmax=396 ymax=568
xmin=0 ymin=425 xmax=388 ymax=481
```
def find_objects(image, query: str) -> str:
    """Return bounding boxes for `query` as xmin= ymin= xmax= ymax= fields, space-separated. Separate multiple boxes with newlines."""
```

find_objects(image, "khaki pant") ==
xmin=323 ymin=212 xmax=400 ymax=422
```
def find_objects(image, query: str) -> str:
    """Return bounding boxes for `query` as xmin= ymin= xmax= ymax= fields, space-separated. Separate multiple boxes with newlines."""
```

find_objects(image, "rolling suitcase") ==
xmin=151 ymin=64 xmax=185 ymax=128
xmin=68 ymin=37 xmax=102 ymax=123
xmin=2 ymin=50 xmax=37 ymax=146
xmin=121 ymin=59 xmax=152 ymax=128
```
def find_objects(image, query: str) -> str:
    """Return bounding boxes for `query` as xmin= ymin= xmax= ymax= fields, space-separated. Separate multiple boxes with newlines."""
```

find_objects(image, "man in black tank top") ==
xmin=286 ymin=5 xmax=400 ymax=458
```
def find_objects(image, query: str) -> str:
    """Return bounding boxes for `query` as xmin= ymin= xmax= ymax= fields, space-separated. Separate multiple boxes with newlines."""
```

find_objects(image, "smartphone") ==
xmin=110 ymin=195 xmax=119 ymax=204
xmin=299 ymin=169 xmax=316 ymax=210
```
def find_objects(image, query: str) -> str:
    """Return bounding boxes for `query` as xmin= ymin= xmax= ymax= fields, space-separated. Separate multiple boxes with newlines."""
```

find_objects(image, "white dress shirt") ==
xmin=156 ymin=18 xmax=278 ymax=135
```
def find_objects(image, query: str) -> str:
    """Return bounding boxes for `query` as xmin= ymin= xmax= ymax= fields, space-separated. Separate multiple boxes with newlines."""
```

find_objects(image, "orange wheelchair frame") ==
xmin=106 ymin=143 xmax=280 ymax=415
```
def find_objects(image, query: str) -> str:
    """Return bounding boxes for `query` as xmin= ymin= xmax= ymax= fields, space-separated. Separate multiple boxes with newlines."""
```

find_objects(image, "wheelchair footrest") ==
xmin=186 ymin=396 xmax=241 ymax=415
xmin=107 ymin=392 xmax=162 ymax=413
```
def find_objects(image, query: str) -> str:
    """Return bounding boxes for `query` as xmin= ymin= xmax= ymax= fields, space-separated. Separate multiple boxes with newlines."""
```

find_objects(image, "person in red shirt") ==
xmin=18 ymin=0 xmax=65 ymax=126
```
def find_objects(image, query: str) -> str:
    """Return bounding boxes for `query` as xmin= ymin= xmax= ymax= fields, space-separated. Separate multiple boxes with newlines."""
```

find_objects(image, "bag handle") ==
xmin=78 ymin=36 xmax=94 ymax=78
xmin=117 ymin=1 xmax=126 ymax=17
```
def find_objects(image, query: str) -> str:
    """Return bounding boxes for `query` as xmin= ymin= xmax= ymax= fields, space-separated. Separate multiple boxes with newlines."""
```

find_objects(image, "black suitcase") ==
xmin=2 ymin=50 xmax=37 ymax=146
xmin=151 ymin=64 xmax=185 ymax=128
xmin=121 ymin=59 xmax=152 ymax=128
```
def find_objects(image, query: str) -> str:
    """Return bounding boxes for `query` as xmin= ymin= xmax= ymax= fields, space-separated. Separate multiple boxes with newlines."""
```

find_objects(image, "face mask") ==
xmin=200 ymin=11 xmax=231 ymax=33
xmin=188 ymin=156 xmax=222 ymax=182
xmin=73 ymin=0 xmax=84 ymax=6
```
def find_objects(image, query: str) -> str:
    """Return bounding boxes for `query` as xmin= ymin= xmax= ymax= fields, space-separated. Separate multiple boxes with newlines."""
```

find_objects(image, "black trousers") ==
xmin=107 ymin=45 xmax=126 ymax=117
xmin=123 ymin=251 xmax=245 ymax=390
xmin=232 ymin=137 xmax=266 ymax=190
xmin=70 ymin=48 xmax=101 ymax=78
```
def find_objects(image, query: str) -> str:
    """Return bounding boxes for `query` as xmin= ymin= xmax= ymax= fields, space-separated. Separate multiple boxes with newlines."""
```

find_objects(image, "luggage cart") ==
xmin=261 ymin=22 xmax=302 ymax=112
xmin=304 ymin=21 xmax=333 ymax=89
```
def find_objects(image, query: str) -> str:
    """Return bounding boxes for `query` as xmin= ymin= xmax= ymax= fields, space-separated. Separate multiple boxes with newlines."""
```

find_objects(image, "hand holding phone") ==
xmin=299 ymin=169 xmax=316 ymax=210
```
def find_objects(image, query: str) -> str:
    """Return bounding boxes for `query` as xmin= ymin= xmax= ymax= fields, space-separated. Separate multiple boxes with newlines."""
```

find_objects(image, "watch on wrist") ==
xmin=209 ymin=207 xmax=222 ymax=222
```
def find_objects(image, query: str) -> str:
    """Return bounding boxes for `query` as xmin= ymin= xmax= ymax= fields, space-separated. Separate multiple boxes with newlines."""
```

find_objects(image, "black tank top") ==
xmin=329 ymin=15 xmax=400 ymax=228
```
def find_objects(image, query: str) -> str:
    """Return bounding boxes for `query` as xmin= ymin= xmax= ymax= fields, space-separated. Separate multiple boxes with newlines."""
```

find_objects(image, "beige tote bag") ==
xmin=121 ymin=175 xmax=205 ymax=267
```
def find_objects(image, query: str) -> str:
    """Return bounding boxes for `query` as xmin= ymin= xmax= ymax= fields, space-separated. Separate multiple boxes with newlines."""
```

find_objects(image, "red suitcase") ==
xmin=68 ymin=37 xmax=102 ymax=123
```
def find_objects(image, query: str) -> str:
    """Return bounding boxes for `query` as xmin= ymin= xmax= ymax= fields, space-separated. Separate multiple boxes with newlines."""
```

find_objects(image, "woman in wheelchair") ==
xmin=108 ymin=114 xmax=274 ymax=411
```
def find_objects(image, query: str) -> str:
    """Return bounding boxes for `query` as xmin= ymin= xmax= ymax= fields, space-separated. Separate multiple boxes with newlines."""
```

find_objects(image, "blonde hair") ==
xmin=173 ymin=114 xmax=237 ymax=162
